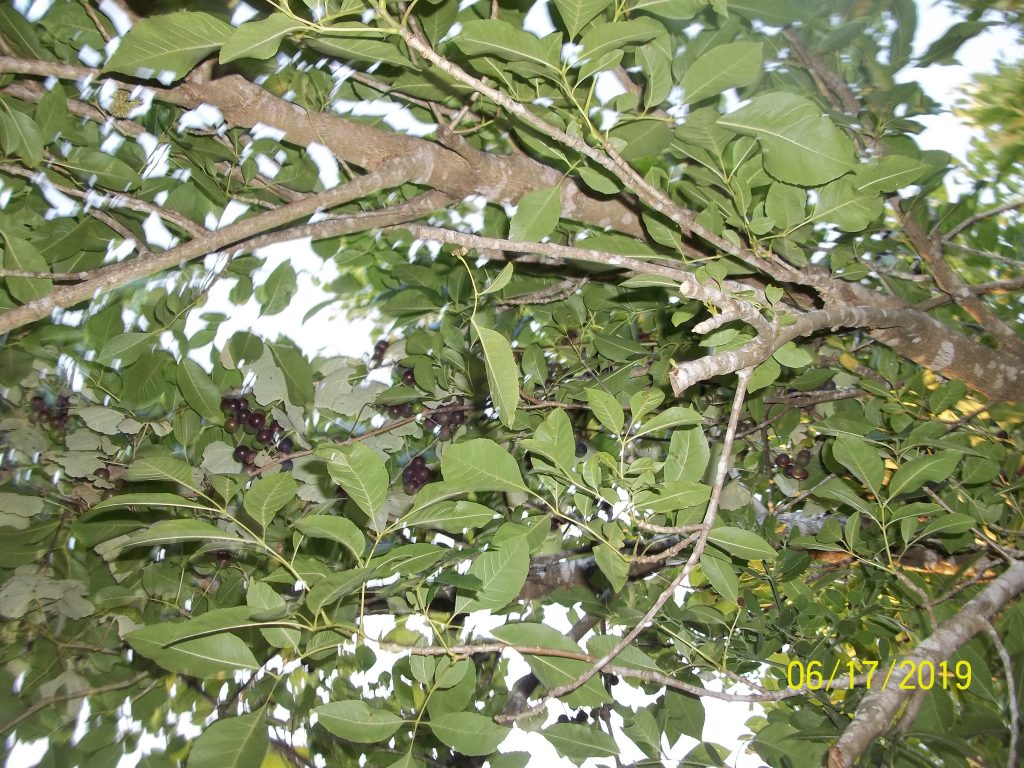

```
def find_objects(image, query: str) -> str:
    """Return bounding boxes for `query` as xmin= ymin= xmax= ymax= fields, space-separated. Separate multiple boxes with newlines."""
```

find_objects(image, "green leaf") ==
xmin=65 ymin=148 xmax=139 ymax=191
xmin=455 ymin=535 xmax=529 ymax=613
xmin=472 ymin=320 xmax=520 ymax=428
xmin=1 ymin=234 xmax=51 ymax=302
xmin=305 ymin=568 xmax=373 ymax=613
xmin=594 ymin=543 xmax=629 ymax=592
xmin=177 ymin=359 xmax=223 ymax=422
xmin=187 ymin=712 xmax=268 ymax=768
xmin=106 ymin=12 xmax=234 ymax=80
xmin=97 ymin=333 xmax=153 ymax=366
xmin=666 ymin=427 xmax=710 ymax=482
xmin=585 ymin=387 xmax=625 ymax=435
xmin=491 ymin=624 xmax=611 ymax=707
xmin=765 ymin=182 xmax=807 ymax=229
xmin=429 ymin=712 xmax=509 ymax=757
xmin=552 ymin=0 xmax=611 ymax=37
xmin=637 ymin=43 xmax=673 ymax=109
xmin=220 ymin=13 xmax=300 ymax=63
xmin=544 ymin=722 xmax=619 ymax=760
xmin=86 ymin=493 xmax=217 ymax=516
xmin=255 ymin=262 xmax=297 ymax=316
xmin=833 ymin=434 xmax=884 ymax=496
xmin=521 ymin=407 xmax=576 ymax=473
xmin=634 ymin=482 xmax=710 ymax=514
xmin=401 ymin=500 xmax=495 ymax=533
xmin=441 ymin=439 xmax=526 ymax=493
xmin=313 ymin=701 xmax=404 ymax=743
xmin=700 ymin=553 xmax=739 ymax=601
xmin=629 ymin=389 xmax=665 ymax=422
xmin=294 ymin=515 xmax=365 ymax=559
xmin=246 ymin=581 xmax=299 ymax=650
xmin=772 ymin=342 xmax=814 ymax=368
xmin=126 ymin=613 xmax=260 ymax=678
xmin=920 ymin=513 xmax=975 ymax=537
xmin=852 ymin=156 xmax=927 ymax=194
xmin=706 ymin=526 xmax=777 ymax=561
xmin=578 ymin=20 xmax=663 ymax=75
xmin=480 ymin=263 xmax=514 ymax=296
xmin=888 ymin=451 xmax=961 ymax=498
xmin=370 ymin=543 xmax=447 ymax=578
xmin=453 ymin=20 xmax=557 ymax=73
xmin=315 ymin=443 xmax=389 ymax=516
xmin=270 ymin=345 xmax=314 ymax=407
xmin=632 ymin=406 xmax=703 ymax=438
xmin=509 ymin=184 xmax=562 ymax=242
xmin=97 ymin=520 xmax=244 ymax=560
xmin=630 ymin=0 xmax=706 ymax=20
xmin=244 ymin=473 xmax=296 ymax=528
xmin=125 ymin=457 xmax=194 ymax=487
xmin=718 ymin=92 xmax=855 ymax=185
xmin=5 ymin=110 xmax=43 ymax=167
xmin=810 ymin=179 xmax=883 ymax=231
xmin=306 ymin=36 xmax=412 ymax=68
xmin=680 ymin=42 xmax=762 ymax=105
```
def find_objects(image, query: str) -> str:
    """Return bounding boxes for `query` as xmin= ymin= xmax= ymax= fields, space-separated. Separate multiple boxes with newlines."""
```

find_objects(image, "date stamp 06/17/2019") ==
xmin=786 ymin=659 xmax=973 ymax=692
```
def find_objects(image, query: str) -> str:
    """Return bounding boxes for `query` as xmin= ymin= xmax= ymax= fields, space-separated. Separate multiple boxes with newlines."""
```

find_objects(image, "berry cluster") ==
xmin=775 ymin=449 xmax=811 ymax=480
xmin=424 ymin=397 xmax=467 ymax=442
xmin=386 ymin=402 xmax=415 ymax=419
xmin=221 ymin=395 xmax=294 ymax=470
xmin=29 ymin=393 xmax=71 ymax=432
xmin=402 ymin=455 xmax=434 ymax=495
xmin=370 ymin=339 xmax=389 ymax=367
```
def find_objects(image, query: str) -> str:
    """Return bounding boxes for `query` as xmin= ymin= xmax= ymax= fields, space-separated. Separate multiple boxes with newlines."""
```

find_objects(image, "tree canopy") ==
xmin=1 ymin=1 xmax=1023 ymax=766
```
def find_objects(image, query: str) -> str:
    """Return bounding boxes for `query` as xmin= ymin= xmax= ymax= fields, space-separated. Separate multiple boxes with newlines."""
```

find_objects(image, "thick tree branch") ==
xmin=0 ymin=159 xmax=425 ymax=333
xmin=829 ymin=559 xmax=1024 ymax=768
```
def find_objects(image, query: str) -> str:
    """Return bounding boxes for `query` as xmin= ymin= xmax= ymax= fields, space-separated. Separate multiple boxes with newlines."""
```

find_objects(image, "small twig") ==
xmin=0 ymin=672 xmax=149 ymax=735
xmin=942 ymin=198 xmax=1024 ymax=243
xmin=982 ymin=619 xmax=1019 ymax=768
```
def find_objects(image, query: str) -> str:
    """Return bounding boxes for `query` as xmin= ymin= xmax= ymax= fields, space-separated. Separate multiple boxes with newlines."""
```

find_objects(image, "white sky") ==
xmin=6 ymin=2 xmax=1023 ymax=767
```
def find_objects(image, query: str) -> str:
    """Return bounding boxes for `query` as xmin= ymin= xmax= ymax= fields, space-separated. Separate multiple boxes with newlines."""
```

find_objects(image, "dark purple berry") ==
xmin=278 ymin=438 xmax=294 ymax=454
xmin=280 ymin=459 xmax=293 ymax=471
xmin=794 ymin=450 xmax=811 ymax=467
xmin=256 ymin=428 xmax=274 ymax=444
xmin=224 ymin=417 xmax=240 ymax=434
xmin=575 ymin=441 xmax=587 ymax=458
xmin=791 ymin=467 xmax=809 ymax=481
xmin=403 ymin=481 xmax=418 ymax=496
xmin=784 ymin=465 xmax=795 ymax=478
xmin=233 ymin=445 xmax=253 ymax=463
xmin=37 ymin=411 xmax=50 ymax=423
xmin=30 ymin=395 xmax=46 ymax=412
xmin=398 ymin=403 xmax=413 ymax=418
xmin=402 ymin=369 xmax=416 ymax=385
xmin=410 ymin=456 xmax=426 ymax=470
xmin=221 ymin=396 xmax=239 ymax=415
xmin=438 ymin=425 xmax=453 ymax=442
xmin=387 ymin=405 xmax=402 ymax=419
xmin=775 ymin=453 xmax=791 ymax=467
xmin=434 ymin=411 xmax=450 ymax=426
xmin=247 ymin=411 xmax=266 ymax=430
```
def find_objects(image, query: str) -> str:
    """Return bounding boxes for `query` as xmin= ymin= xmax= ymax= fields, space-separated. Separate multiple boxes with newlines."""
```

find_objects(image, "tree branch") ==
xmin=0 ymin=158 xmax=424 ymax=334
xmin=497 ymin=368 xmax=753 ymax=722
xmin=0 ymin=671 xmax=149 ymax=736
xmin=829 ymin=559 xmax=1024 ymax=768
